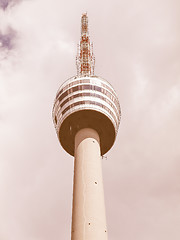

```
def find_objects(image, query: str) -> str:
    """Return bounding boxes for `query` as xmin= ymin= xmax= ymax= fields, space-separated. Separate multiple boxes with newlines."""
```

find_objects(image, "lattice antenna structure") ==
xmin=76 ymin=13 xmax=95 ymax=77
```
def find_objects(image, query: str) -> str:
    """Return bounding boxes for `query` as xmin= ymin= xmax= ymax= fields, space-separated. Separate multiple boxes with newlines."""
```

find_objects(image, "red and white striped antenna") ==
xmin=76 ymin=13 xmax=95 ymax=77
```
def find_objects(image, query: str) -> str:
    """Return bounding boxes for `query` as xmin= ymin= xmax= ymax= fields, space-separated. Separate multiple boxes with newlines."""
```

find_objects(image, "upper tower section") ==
xmin=52 ymin=13 xmax=121 ymax=156
xmin=76 ymin=13 xmax=95 ymax=77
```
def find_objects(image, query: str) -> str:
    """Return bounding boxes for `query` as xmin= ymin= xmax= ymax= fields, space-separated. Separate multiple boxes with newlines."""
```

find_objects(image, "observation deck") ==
xmin=52 ymin=75 xmax=121 ymax=156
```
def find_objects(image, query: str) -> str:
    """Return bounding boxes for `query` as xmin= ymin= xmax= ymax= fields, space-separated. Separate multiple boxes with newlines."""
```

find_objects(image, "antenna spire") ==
xmin=76 ymin=13 xmax=95 ymax=77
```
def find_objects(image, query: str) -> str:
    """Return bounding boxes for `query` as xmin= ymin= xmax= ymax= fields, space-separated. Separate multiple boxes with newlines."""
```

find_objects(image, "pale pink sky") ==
xmin=0 ymin=0 xmax=180 ymax=239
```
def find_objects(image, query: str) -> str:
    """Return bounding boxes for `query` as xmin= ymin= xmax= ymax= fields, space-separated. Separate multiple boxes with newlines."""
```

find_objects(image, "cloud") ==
xmin=0 ymin=27 xmax=16 ymax=50
xmin=0 ymin=0 xmax=20 ymax=61
xmin=0 ymin=0 xmax=22 ymax=10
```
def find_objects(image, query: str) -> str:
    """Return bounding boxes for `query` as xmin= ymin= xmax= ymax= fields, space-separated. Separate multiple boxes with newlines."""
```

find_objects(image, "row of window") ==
xmin=57 ymin=84 xmax=120 ymax=114
xmin=54 ymin=88 xmax=120 ymax=117
xmin=59 ymin=92 xmax=120 ymax=119
xmin=53 ymin=101 xmax=62 ymax=122
xmin=61 ymin=100 xmax=118 ymax=127
xmin=56 ymin=78 xmax=115 ymax=100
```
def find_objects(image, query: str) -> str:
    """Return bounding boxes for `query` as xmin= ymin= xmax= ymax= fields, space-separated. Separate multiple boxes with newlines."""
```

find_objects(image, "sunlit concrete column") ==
xmin=71 ymin=128 xmax=108 ymax=240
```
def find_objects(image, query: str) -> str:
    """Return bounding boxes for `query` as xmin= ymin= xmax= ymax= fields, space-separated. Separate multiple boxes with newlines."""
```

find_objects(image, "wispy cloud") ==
xmin=0 ymin=0 xmax=21 ymax=10
xmin=0 ymin=27 xmax=17 ymax=61
xmin=0 ymin=27 xmax=16 ymax=50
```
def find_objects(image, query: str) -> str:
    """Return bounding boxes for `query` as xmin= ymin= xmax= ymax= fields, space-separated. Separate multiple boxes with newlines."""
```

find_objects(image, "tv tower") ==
xmin=52 ymin=13 xmax=121 ymax=240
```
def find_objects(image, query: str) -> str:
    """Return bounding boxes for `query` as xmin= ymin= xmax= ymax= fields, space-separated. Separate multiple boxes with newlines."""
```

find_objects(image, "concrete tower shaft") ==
xmin=72 ymin=128 xmax=108 ymax=240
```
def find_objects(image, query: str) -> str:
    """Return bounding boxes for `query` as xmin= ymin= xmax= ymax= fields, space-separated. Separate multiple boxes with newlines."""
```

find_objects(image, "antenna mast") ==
xmin=76 ymin=13 xmax=95 ymax=77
